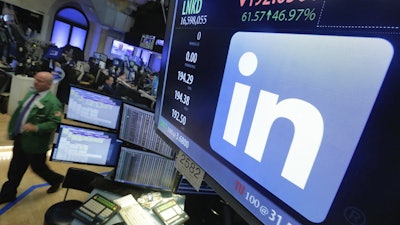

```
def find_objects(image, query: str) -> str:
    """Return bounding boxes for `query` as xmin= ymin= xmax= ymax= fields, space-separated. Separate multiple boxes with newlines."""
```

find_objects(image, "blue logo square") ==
xmin=210 ymin=32 xmax=393 ymax=222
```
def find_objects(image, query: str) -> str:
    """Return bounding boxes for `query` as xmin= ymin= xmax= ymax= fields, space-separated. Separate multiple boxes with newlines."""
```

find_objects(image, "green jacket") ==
xmin=8 ymin=90 xmax=63 ymax=154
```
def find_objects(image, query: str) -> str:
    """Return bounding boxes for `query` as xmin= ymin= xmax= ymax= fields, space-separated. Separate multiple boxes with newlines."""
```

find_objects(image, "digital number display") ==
xmin=241 ymin=8 xmax=316 ymax=22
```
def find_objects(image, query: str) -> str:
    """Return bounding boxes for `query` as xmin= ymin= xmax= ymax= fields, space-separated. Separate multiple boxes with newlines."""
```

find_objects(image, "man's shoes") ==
xmin=47 ymin=176 xmax=64 ymax=194
xmin=0 ymin=194 xmax=16 ymax=204
xmin=46 ymin=183 xmax=61 ymax=193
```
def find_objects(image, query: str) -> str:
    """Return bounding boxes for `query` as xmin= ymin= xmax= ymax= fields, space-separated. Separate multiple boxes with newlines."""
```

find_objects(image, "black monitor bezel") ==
xmin=50 ymin=123 xmax=123 ymax=167
xmin=117 ymin=100 xmax=177 ymax=159
xmin=112 ymin=145 xmax=182 ymax=192
xmin=65 ymin=84 xmax=123 ymax=131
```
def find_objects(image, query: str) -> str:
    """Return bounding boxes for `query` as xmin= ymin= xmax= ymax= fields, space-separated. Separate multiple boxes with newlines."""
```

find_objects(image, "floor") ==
xmin=0 ymin=113 xmax=113 ymax=225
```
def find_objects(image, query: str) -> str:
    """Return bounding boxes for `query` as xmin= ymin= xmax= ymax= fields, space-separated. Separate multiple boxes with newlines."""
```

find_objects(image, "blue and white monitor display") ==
xmin=51 ymin=123 xmax=122 ymax=167
xmin=66 ymin=85 xmax=122 ymax=130
xmin=110 ymin=39 xmax=134 ymax=59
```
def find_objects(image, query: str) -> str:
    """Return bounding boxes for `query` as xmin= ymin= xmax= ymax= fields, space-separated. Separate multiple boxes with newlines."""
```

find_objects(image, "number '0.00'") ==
xmin=186 ymin=51 xmax=198 ymax=63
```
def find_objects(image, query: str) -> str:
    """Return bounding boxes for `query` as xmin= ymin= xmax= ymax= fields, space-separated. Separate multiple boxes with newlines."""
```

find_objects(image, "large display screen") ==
xmin=155 ymin=0 xmax=399 ymax=224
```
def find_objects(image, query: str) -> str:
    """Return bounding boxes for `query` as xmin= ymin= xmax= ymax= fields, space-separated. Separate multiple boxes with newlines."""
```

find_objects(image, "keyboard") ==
xmin=114 ymin=194 xmax=158 ymax=225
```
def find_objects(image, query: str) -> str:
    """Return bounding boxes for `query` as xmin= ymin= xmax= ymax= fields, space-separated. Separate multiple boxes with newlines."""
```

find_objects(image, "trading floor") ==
xmin=0 ymin=113 xmax=248 ymax=225
xmin=0 ymin=113 xmax=111 ymax=225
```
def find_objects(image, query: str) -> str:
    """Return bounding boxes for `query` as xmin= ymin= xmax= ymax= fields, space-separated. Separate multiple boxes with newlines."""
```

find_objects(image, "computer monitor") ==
xmin=139 ymin=34 xmax=156 ymax=50
xmin=113 ymin=146 xmax=180 ymax=192
xmin=92 ymin=52 xmax=101 ymax=64
xmin=175 ymin=177 xmax=216 ymax=196
xmin=118 ymin=102 xmax=176 ymax=159
xmin=154 ymin=0 xmax=399 ymax=224
xmin=50 ymin=123 xmax=122 ymax=167
xmin=93 ymin=52 xmax=101 ymax=59
xmin=100 ymin=54 xmax=108 ymax=62
xmin=110 ymin=39 xmax=134 ymax=59
xmin=66 ymin=85 xmax=122 ymax=130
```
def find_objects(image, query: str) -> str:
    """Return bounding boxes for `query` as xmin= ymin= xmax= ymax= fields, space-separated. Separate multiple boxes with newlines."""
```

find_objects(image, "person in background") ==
xmin=101 ymin=75 xmax=116 ymax=96
xmin=0 ymin=71 xmax=64 ymax=204
xmin=151 ymin=73 xmax=159 ymax=96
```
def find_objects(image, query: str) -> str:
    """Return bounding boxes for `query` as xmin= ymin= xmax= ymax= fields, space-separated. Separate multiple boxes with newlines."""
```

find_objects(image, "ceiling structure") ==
xmin=109 ymin=0 xmax=158 ymax=15
xmin=1 ymin=0 xmax=166 ymax=33
xmin=1 ymin=0 xmax=157 ymax=17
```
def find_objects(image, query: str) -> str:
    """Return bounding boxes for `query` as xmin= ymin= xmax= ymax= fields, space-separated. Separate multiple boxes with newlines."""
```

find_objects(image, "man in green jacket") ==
xmin=0 ymin=71 xmax=65 ymax=204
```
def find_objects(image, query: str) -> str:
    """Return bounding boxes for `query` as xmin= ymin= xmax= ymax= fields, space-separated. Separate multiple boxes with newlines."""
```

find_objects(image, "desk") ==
xmin=71 ymin=189 xmax=185 ymax=225
xmin=115 ymin=83 xmax=155 ymax=109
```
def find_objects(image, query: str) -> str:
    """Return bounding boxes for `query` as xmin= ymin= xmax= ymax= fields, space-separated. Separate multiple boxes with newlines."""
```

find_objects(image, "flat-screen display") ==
xmin=51 ymin=123 xmax=122 ymax=167
xmin=93 ymin=52 xmax=101 ymax=59
xmin=175 ymin=177 xmax=216 ymax=196
xmin=155 ymin=0 xmax=399 ymax=224
xmin=66 ymin=85 xmax=122 ymax=130
xmin=119 ymin=102 xmax=176 ymax=159
xmin=113 ymin=146 xmax=180 ymax=192
xmin=139 ymin=34 xmax=156 ymax=50
xmin=99 ymin=53 xmax=108 ymax=62
xmin=110 ymin=39 xmax=134 ymax=59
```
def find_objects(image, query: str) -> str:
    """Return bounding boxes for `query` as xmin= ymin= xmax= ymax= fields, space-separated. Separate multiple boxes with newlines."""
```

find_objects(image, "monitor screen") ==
xmin=113 ymin=146 xmax=180 ymax=192
xmin=139 ymin=34 xmax=156 ymax=50
xmin=51 ymin=123 xmax=122 ymax=167
xmin=66 ymin=85 xmax=122 ymax=130
xmin=175 ymin=177 xmax=216 ymax=196
xmin=155 ymin=0 xmax=399 ymax=224
xmin=93 ymin=52 xmax=101 ymax=59
xmin=99 ymin=53 xmax=108 ymax=62
xmin=119 ymin=102 xmax=176 ymax=159
xmin=110 ymin=39 xmax=134 ymax=59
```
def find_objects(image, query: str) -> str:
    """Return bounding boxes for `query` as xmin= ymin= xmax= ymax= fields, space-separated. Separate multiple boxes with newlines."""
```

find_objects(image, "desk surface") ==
xmin=71 ymin=188 xmax=185 ymax=225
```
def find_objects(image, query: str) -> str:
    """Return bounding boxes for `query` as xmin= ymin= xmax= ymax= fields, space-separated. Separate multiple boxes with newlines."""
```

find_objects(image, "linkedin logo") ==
xmin=210 ymin=32 xmax=393 ymax=222
xmin=222 ymin=51 xmax=324 ymax=190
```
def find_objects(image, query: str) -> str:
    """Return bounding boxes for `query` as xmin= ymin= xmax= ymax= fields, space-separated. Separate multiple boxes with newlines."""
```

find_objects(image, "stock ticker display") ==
xmin=156 ymin=1 xmax=399 ymax=224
